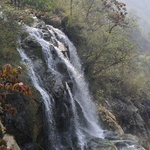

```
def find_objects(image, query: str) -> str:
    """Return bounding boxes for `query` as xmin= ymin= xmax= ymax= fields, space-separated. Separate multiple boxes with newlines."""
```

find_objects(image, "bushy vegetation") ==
xmin=54 ymin=0 xmax=150 ymax=100
xmin=0 ymin=64 xmax=31 ymax=149
xmin=0 ymin=0 xmax=36 ymax=68
xmin=0 ymin=18 xmax=20 ymax=67
xmin=10 ymin=0 xmax=56 ymax=12
xmin=0 ymin=0 xmax=150 ymax=102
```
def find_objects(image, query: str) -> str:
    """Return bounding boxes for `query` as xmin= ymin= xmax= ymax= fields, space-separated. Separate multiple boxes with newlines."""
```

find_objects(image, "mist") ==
xmin=120 ymin=0 xmax=150 ymax=52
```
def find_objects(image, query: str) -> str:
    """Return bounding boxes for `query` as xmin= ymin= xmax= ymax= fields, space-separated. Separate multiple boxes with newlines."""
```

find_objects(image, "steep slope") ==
xmin=17 ymin=17 xmax=146 ymax=150
xmin=0 ymin=1 xmax=150 ymax=149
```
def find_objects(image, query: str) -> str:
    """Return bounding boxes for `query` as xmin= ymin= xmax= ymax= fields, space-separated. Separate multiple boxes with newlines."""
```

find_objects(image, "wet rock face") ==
xmin=39 ymin=14 xmax=62 ymax=29
xmin=4 ymin=94 xmax=43 ymax=150
xmin=132 ymin=99 xmax=150 ymax=149
xmin=19 ymin=22 xmax=76 ymax=149
xmin=54 ymin=91 xmax=73 ymax=132
xmin=98 ymin=106 xmax=124 ymax=135
xmin=87 ymin=138 xmax=116 ymax=150
xmin=89 ymin=133 xmax=145 ymax=150
xmin=102 ymin=98 xmax=150 ymax=149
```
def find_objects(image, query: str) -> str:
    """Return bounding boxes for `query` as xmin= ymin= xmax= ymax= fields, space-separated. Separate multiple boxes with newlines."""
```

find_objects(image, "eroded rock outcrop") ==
xmin=98 ymin=106 xmax=124 ymax=135
xmin=101 ymin=98 xmax=150 ymax=149
xmin=4 ymin=93 xmax=43 ymax=150
xmin=3 ymin=134 xmax=20 ymax=150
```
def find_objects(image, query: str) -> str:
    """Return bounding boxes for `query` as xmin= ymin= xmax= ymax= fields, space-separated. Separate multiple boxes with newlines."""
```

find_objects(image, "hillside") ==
xmin=0 ymin=0 xmax=150 ymax=150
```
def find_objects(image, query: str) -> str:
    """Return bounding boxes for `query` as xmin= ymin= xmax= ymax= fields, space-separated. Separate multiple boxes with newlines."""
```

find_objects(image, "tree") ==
xmin=10 ymin=0 xmax=56 ymax=11
xmin=57 ymin=0 xmax=138 ymax=99
xmin=70 ymin=0 xmax=73 ymax=16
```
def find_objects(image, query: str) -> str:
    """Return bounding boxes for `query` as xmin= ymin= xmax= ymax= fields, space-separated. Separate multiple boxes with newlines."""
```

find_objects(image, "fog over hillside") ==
xmin=120 ymin=0 xmax=150 ymax=51
xmin=121 ymin=0 xmax=150 ymax=36
xmin=121 ymin=0 xmax=150 ymax=19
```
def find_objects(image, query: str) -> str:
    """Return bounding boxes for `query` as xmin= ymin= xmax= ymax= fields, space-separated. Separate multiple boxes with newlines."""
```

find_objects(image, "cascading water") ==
xmin=65 ymin=82 xmax=85 ymax=149
xmin=50 ymin=25 xmax=104 ymax=137
xmin=18 ymin=22 xmax=104 ymax=150
xmin=17 ymin=48 xmax=62 ymax=150
xmin=17 ymin=19 xmax=146 ymax=150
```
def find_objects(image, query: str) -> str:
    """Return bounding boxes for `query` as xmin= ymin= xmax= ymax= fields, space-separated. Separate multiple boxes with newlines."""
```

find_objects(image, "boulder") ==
xmin=21 ymin=36 xmax=43 ymax=60
xmin=4 ymin=93 xmax=43 ymax=150
xmin=40 ymin=14 xmax=62 ymax=28
xmin=98 ymin=106 xmax=124 ymax=134
xmin=103 ymin=98 xmax=150 ymax=149
xmin=3 ymin=134 xmax=20 ymax=150
xmin=87 ymin=138 xmax=116 ymax=150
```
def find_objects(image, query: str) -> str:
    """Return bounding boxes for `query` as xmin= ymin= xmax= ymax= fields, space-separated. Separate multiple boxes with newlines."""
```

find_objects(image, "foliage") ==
xmin=0 ymin=64 xmax=31 ymax=149
xmin=55 ymin=0 xmax=149 ymax=100
xmin=10 ymin=0 xmax=56 ymax=12
xmin=0 ymin=3 xmax=34 ymax=65
xmin=0 ymin=64 xmax=31 ymax=95
xmin=0 ymin=10 xmax=21 ymax=67
xmin=0 ymin=146 xmax=12 ymax=150
xmin=2 ymin=0 xmax=147 ymax=101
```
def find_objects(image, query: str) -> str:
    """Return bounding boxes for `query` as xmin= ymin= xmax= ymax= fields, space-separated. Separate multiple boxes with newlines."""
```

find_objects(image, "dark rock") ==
xmin=40 ymin=14 xmax=62 ymax=28
xmin=22 ymin=36 xmax=41 ymax=49
xmin=43 ymin=32 xmax=51 ymax=41
xmin=98 ymin=106 xmax=124 ymax=134
xmin=52 ymin=78 xmax=64 ymax=99
xmin=4 ymin=94 xmax=43 ymax=150
xmin=103 ymin=98 xmax=150 ymax=149
xmin=87 ymin=138 xmax=116 ymax=150
xmin=21 ymin=36 xmax=43 ymax=59
xmin=57 ymin=61 xmax=68 ymax=74
xmin=50 ymin=38 xmax=58 ymax=47
xmin=35 ymin=23 xmax=47 ymax=30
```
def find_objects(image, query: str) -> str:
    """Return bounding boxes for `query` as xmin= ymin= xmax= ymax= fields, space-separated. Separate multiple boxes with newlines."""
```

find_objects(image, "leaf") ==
xmin=12 ymin=68 xmax=18 ymax=75
xmin=0 ymin=71 xmax=2 ymax=77
xmin=5 ymin=83 xmax=13 ymax=92
xmin=2 ymin=64 xmax=12 ymax=73
xmin=18 ymin=82 xmax=23 ymax=86
xmin=8 ymin=107 xmax=17 ymax=116
xmin=0 ymin=92 xmax=6 ymax=99
xmin=0 ymin=84 xmax=4 ymax=91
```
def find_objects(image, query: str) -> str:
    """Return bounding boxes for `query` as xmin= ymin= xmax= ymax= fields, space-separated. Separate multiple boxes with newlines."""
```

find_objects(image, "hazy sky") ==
xmin=120 ymin=0 xmax=150 ymax=20
xmin=120 ymin=0 xmax=150 ymax=36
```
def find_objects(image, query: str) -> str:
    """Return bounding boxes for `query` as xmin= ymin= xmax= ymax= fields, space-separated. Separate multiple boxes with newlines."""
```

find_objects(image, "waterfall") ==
xmin=17 ymin=48 xmax=61 ymax=150
xmin=65 ymin=82 xmax=85 ymax=149
xmin=49 ymin=25 xmax=104 ymax=138
xmin=18 ymin=23 xmax=104 ymax=149
xmin=17 ymin=20 xmax=147 ymax=150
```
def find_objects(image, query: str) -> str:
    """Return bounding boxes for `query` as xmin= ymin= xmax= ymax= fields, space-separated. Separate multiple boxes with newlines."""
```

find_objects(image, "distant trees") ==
xmin=102 ymin=0 xmax=128 ymax=32
xmin=56 ymin=0 xmax=141 ymax=99
xmin=61 ymin=0 xmax=134 ymax=68
xmin=10 ymin=0 xmax=23 ymax=8
xmin=10 ymin=0 xmax=56 ymax=11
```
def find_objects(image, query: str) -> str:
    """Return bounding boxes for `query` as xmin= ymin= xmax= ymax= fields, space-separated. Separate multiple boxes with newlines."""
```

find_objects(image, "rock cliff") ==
xmin=1 ymin=14 xmax=149 ymax=150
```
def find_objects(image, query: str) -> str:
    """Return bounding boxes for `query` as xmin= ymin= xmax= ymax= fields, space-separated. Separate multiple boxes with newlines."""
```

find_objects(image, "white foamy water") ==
xmin=19 ymin=23 xmax=104 ymax=150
